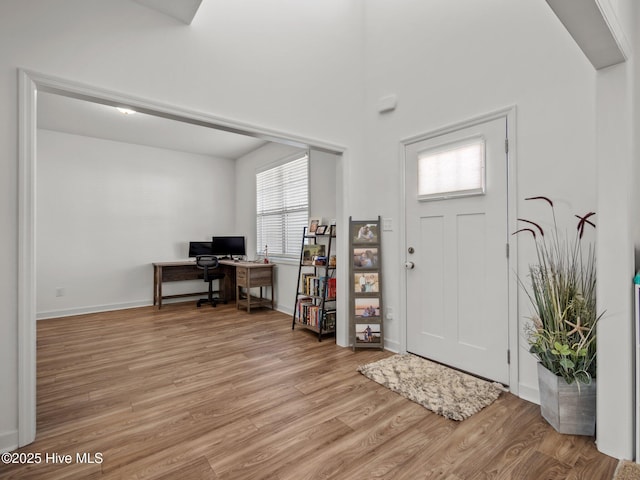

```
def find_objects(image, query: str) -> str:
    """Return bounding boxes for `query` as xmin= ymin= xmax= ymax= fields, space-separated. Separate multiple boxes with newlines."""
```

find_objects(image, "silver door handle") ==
xmin=404 ymin=261 xmax=415 ymax=270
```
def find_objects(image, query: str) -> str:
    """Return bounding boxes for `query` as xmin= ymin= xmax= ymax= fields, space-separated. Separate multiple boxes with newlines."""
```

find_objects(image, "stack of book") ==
xmin=296 ymin=297 xmax=321 ymax=326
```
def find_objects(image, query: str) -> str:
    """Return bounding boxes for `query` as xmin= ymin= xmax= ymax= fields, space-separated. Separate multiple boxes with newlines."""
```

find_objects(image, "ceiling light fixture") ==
xmin=116 ymin=107 xmax=136 ymax=115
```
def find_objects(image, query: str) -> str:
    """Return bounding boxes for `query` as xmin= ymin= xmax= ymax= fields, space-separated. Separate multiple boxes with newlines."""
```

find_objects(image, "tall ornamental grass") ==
xmin=514 ymin=196 xmax=602 ymax=385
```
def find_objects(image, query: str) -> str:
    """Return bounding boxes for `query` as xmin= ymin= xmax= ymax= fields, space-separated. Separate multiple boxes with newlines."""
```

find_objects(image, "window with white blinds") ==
xmin=256 ymin=154 xmax=309 ymax=259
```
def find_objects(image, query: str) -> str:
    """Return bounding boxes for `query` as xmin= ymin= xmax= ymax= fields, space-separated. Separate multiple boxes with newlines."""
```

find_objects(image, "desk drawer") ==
xmin=236 ymin=267 xmax=272 ymax=287
xmin=162 ymin=265 xmax=202 ymax=282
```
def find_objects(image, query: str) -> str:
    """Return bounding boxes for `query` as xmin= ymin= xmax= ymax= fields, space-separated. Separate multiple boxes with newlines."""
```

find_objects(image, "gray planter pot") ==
xmin=537 ymin=363 xmax=596 ymax=436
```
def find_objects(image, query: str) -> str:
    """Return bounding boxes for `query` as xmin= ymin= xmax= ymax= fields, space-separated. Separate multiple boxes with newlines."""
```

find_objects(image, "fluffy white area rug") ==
xmin=357 ymin=354 xmax=505 ymax=421
xmin=614 ymin=460 xmax=640 ymax=480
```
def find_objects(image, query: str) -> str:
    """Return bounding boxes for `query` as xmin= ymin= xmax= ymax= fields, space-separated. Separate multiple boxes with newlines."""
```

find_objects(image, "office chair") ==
xmin=196 ymin=255 xmax=226 ymax=308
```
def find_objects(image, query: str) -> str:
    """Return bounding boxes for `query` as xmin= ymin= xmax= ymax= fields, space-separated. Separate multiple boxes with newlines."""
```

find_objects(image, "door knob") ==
xmin=404 ymin=261 xmax=415 ymax=270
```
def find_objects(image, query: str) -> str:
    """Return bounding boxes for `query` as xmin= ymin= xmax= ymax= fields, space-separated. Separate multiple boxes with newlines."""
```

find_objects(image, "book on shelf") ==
xmin=326 ymin=277 xmax=337 ymax=299
xmin=324 ymin=311 xmax=336 ymax=331
xmin=300 ymin=275 xmax=336 ymax=299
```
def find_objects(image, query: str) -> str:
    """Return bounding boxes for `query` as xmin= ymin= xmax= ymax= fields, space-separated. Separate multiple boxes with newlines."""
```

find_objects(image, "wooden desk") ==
xmin=152 ymin=260 xmax=275 ymax=311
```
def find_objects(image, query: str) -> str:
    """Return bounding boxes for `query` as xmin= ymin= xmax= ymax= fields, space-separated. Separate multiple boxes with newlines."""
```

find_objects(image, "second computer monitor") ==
xmin=211 ymin=236 xmax=246 ymax=259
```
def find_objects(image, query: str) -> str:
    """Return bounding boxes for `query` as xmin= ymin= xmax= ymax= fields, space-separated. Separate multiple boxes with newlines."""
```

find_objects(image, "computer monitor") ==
xmin=211 ymin=236 xmax=246 ymax=259
xmin=188 ymin=241 xmax=212 ymax=258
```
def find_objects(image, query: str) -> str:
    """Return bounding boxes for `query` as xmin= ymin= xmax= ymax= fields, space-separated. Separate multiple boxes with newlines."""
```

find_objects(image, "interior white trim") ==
xmin=545 ymin=0 xmax=628 ymax=70
xmin=36 ymin=301 xmax=155 ymax=321
xmin=17 ymin=68 xmax=347 ymax=448
xmin=25 ymin=70 xmax=345 ymax=155
xmin=17 ymin=71 xmax=37 ymax=447
xmin=0 ymin=429 xmax=18 ymax=454
xmin=398 ymin=106 xmax=518 ymax=393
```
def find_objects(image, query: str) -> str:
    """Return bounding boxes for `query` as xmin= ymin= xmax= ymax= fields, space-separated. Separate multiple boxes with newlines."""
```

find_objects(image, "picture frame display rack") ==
xmin=349 ymin=216 xmax=384 ymax=350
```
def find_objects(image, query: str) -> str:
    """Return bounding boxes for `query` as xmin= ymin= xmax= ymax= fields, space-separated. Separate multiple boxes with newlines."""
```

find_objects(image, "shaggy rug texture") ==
xmin=614 ymin=460 xmax=640 ymax=480
xmin=357 ymin=354 xmax=505 ymax=421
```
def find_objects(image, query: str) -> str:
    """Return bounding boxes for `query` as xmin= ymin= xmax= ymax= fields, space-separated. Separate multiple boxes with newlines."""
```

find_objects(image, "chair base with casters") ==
xmin=195 ymin=255 xmax=227 ymax=308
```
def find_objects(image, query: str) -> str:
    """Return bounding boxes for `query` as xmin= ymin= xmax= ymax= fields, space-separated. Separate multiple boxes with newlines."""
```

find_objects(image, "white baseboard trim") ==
xmin=36 ymin=300 xmax=152 ymax=320
xmin=38 ymin=300 xmax=295 ymax=321
xmin=0 ymin=429 xmax=18 ymax=453
xmin=275 ymin=305 xmax=293 ymax=316
xmin=518 ymin=383 xmax=540 ymax=405
xmin=383 ymin=339 xmax=400 ymax=353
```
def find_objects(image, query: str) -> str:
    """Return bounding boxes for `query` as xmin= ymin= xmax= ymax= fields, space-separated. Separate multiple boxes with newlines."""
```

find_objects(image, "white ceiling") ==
xmin=133 ymin=0 xmax=202 ymax=25
xmin=36 ymin=1 xmax=271 ymax=160
xmin=37 ymin=92 xmax=268 ymax=160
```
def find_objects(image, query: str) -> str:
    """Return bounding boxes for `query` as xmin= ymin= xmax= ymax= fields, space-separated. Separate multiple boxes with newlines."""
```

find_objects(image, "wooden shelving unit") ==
xmin=292 ymin=226 xmax=336 ymax=341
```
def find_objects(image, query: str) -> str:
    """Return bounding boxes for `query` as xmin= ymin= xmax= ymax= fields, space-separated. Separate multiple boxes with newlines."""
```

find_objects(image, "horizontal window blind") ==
xmin=256 ymin=154 xmax=308 ymax=258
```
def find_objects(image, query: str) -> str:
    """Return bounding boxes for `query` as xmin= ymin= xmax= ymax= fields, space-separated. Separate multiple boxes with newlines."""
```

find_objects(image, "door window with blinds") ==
xmin=417 ymin=137 xmax=486 ymax=201
xmin=256 ymin=153 xmax=309 ymax=259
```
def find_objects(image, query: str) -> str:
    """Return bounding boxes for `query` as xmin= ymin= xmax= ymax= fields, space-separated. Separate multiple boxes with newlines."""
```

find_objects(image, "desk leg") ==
xmin=247 ymin=287 xmax=252 ymax=314
xmin=270 ymin=269 xmax=275 ymax=309
xmin=270 ymin=285 xmax=274 ymax=310
xmin=155 ymin=266 xmax=163 ymax=309
xmin=153 ymin=266 xmax=158 ymax=306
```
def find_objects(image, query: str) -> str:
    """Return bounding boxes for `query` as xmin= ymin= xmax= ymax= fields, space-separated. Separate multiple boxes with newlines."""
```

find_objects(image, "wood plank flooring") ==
xmin=0 ymin=303 xmax=617 ymax=479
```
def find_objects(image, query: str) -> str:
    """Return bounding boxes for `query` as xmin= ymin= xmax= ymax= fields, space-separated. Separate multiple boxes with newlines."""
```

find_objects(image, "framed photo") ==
xmin=354 ymin=272 xmax=379 ymax=293
xmin=355 ymin=298 xmax=380 ymax=318
xmin=308 ymin=217 xmax=322 ymax=235
xmin=352 ymin=222 xmax=379 ymax=244
xmin=353 ymin=247 xmax=378 ymax=269
xmin=302 ymin=243 xmax=326 ymax=265
xmin=330 ymin=224 xmax=336 ymax=237
xmin=355 ymin=323 xmax=381 ymax=344
xmin=315 ymin=225 xmax=327 ymax=235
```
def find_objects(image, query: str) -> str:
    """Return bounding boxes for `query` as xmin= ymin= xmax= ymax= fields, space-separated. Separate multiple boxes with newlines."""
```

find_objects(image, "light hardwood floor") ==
xmin=0 ymin=303 xmax=617 ymax=479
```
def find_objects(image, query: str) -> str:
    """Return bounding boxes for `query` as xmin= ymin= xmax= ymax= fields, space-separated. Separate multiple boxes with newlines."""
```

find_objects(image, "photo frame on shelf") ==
xmin=308 ymin=217 xmax=322 ymax=235
xmin=355 ymin=323 xmax=381 ymax=344
xmin=352 ymin=221 xmax=379 ymax=244
xmin=353 ymin=247 xmax=379 ymax=269
xmin=354 ymin=272 xmax=379 ymax=293
xmin=315 ymin=225 xmax=327 ymax=235
xmin=302 ymin=244 xmax=326 ymax=265
xmin=330 ymin=224 xmax=336 ymax=236
xmin=355 ymin=297 xmax=380 ymax=318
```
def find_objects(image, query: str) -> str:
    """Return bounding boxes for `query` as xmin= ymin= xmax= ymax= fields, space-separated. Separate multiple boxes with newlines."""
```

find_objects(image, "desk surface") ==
xmin=153 ymin=260 xmax=274 ymax=268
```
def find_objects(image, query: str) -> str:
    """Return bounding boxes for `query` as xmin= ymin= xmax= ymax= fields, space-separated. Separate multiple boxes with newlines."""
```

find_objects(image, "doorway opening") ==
xmin=17 ymin=69 xmax=347 ymax=447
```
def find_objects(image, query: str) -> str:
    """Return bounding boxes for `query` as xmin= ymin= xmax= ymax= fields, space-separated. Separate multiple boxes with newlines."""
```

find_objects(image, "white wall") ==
xmin=235 ymin=143 xmax=338 ymax=314
xmin=36 ymin=129 xmax=236 ymax=317
xmin=359 ymin=0 xmax=597 ymax=392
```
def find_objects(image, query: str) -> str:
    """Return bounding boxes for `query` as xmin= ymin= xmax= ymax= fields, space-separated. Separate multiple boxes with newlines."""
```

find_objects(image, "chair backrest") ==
xmin=196 ymin=255 xmax=219 ymax=281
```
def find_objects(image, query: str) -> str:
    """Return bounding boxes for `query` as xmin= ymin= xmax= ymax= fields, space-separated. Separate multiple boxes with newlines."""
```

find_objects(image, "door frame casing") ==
xmin=398 ymin=106 xmax=518 ymax=393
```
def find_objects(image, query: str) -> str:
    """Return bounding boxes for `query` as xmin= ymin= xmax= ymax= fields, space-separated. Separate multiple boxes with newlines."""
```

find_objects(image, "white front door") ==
xmin=404 ymin=115 xmax=509 ymax=384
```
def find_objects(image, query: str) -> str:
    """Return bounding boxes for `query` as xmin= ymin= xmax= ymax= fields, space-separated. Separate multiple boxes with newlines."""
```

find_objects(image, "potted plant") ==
xmin=514 ymin=196 xmax=603 ymax=436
